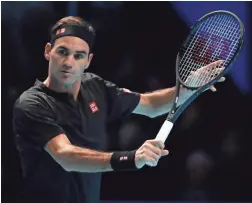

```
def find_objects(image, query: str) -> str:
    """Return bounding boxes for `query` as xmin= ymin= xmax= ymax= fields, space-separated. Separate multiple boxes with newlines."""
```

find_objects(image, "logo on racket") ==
xmin=192 ymin=32 xmax=232 ymax=64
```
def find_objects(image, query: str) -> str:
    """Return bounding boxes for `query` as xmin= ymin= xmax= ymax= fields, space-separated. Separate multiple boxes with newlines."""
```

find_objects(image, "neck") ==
xmin=43 ymin=76 xmax=81 ymax=101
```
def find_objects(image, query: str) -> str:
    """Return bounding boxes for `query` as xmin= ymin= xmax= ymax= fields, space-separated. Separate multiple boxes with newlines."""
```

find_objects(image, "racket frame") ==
xmin=167 ymin=10 xmax=245 ymax=124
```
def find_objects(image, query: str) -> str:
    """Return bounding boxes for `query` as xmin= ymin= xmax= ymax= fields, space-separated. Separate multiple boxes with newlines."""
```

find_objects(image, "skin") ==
xmin=43 ymin=36 xmax=93 ymax=101
xmin=42 ymin=35 xmax=168 ymax=171
xmin=42 ymin=35 xmax=224 ymax=171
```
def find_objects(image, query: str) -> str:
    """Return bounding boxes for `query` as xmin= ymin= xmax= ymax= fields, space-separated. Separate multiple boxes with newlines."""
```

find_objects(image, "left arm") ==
xmin=132 ymin=86 xmax=194 ymax=118
xmin=132 ymin=60 xmax=226 ymax=118
xmin=100 ymin=70 xmax=222 ymax=119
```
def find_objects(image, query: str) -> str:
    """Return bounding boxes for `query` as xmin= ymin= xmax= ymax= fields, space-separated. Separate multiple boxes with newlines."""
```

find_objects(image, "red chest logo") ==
xmin=89 ymin=101 xmax=99 ymax=113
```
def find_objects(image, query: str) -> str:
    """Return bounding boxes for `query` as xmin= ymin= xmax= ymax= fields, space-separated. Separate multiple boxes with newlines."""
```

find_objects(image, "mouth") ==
xmin=61 ymin=70 xmax=73 ymax=74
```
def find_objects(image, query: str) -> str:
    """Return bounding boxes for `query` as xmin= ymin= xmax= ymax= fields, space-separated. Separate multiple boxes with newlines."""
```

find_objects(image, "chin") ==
xmin=54 ymin=75 xmax=73 ymax=85
xmin=62 ymin=78 xmax=76 ymax=85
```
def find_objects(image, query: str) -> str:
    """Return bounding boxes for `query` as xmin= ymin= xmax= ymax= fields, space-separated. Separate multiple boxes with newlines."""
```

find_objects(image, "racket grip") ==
xmin=155 ymin=120 xmax=174 ymax=143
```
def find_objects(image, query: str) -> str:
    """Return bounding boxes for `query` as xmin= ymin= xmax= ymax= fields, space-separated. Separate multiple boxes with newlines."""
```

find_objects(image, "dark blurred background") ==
xmin=2 ymin=1 xmax=252 ymax=203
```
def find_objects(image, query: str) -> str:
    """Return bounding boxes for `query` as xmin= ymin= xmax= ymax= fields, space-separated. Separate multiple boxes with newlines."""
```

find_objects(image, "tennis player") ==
xmin=13 ymin=16 xmax=224 ymax=203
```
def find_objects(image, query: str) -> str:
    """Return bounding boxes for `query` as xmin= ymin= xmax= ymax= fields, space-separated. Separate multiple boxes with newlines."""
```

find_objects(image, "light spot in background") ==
xmin=180 ymin=105 xmax=200 ymax=131
xmin=118 ymin=121 xmax=143 ymax=150
xmin=8 ymin=87 xmax=18 ymax=98
xmin=221 ymin=130 xmax=239 ymax=158
xmin=186 ymin=150 xmax=214 ymax=182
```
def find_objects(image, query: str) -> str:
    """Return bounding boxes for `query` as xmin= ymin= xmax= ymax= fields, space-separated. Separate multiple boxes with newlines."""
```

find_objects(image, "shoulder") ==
xmin=81 ymin=72 xmax=111 ymax=93
xmin=13 ymin=85 xmax=49 ymax=113
xmin=81 ymin=72 xmax=104 ymax=83
xmin=82 ymin=72 xmax=119 ymax=89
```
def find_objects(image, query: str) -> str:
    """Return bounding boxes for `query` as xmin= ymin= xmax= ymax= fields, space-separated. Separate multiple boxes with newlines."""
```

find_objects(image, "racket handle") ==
xmin=155 ymin=120 xmax=174 ymax=143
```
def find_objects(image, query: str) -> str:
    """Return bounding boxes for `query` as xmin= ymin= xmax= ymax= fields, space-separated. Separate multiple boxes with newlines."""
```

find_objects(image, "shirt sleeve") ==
xmin=103 ymin=79 xmax=141 ymax=121
xmin=13 ymin=97 xmax=65 ymax=148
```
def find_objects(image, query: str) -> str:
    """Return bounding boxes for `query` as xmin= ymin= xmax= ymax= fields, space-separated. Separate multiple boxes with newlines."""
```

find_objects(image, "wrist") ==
xmin=110 ymin=150 xmax=138 ymax=171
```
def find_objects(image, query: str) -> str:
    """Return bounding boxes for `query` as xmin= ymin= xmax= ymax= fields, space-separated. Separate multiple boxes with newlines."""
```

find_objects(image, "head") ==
xmin=44 ymin=16 xmax=95 ymax=85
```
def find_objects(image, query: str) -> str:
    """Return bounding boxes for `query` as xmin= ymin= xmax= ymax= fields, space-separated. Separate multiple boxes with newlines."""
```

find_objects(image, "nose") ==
xmin=63 ymin=55 xmax=74 ymax=69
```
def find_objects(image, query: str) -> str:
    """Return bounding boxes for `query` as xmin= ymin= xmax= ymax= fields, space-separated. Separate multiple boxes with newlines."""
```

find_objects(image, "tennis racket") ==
xmin=155 ymin=10 xmax=245 ymax=143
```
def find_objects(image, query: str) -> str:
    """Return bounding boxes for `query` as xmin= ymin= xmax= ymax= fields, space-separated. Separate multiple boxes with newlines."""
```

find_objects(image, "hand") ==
xmin=185 ymin=60 xmax=226 ymax=92
xmin=135 ymin=140 xmax=169 ymax=169
xmin=208 ymin=76 xmax=225 ymax=92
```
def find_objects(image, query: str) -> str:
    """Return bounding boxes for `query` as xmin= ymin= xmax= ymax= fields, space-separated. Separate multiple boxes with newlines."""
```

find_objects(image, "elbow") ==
xmin=49 ymin=147 xmax=73 ymax=172
xmin=59 ymin=162 xmax=72 ymax=172
xmin=44 ymin=134 xmax=77 ymax=172
xmin=146 ymin=107 xmax=159 ymax=118
xmin=62 ymin=165 xmax=73 ymax=172
xmin=58 ymin=158 xmax=72 ymax=172
xmin=148 ymin=107 xmax=169 ymax=118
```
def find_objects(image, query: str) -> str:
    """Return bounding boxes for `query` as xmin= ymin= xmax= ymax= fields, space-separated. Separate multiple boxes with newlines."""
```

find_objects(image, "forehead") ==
xmin=53 ymin=36 xmax=90 ymax=52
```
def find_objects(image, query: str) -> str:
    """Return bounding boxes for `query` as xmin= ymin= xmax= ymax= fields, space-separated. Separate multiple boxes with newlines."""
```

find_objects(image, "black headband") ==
xmin=50 ymin=23 xmax=95 ymax=49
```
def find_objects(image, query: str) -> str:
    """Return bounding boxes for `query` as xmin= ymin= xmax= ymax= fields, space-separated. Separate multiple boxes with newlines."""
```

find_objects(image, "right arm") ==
xmin=13 ymin=98 xmax=168 ymax=173
xmin=13 ymin=99 xmax=114 ymax=173
xmin=45 ymin=133 xmax=169 ymax=172
xmin=45 ymin=133 xmax=113 ymax=173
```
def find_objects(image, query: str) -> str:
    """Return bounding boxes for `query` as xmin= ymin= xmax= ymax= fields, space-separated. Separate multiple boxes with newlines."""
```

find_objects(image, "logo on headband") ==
xmin=56 ymin=28 xmax=65 ymax=35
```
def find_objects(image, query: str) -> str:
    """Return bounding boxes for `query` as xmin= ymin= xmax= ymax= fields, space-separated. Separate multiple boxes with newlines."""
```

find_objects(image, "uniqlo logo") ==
xmin=56 ymin=28 xmax=65 ymax=35
xmin=89 ymin=102 xmax=99 ymax=113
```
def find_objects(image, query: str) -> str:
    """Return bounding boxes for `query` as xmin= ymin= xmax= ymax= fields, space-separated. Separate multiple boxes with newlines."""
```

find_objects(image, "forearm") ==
xmin=58 ymin=145 xmax=113 ymax=173
xmin=145 ymin=86 xmax=194 ymax=117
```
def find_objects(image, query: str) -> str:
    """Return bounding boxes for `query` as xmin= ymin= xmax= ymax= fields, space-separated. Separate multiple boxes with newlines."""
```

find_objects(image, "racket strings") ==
xmin=178 ymin=13 xmax=241 ymax=87
xmin=193 ymin=17 xmax=240 ymax=87
xmin=179 ymin=15 xmax=219 ymax=85
xmin=179 ymin=15 xmax=218 ymax=78
xmin=196 ymin=15 xmax=240 ymax=86
xmin=181 ymin=15 xmax=236 ymax=84
xmin=181 ymin=16 xmax=239 ymax=86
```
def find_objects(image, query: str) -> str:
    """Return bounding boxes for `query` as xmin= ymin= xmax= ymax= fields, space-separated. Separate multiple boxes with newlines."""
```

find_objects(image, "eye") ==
xmin=74 ymin=54 xmax=85 ymax=60
xmin=57 ymin=49 xmax=68 ymax=56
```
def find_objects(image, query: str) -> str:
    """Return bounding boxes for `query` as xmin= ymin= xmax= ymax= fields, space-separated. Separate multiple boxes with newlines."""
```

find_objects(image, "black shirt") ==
xmin=13 ymin=72 xmax=140 ymax=203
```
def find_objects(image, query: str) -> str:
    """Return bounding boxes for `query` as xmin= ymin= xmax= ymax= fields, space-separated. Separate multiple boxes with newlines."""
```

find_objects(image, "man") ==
xmin=13 ymin=16 xmax=224 ymax=203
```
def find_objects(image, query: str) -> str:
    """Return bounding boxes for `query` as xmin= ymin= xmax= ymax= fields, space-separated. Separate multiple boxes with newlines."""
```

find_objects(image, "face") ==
xmin=44 ymin=36 xmax=93 ymax=85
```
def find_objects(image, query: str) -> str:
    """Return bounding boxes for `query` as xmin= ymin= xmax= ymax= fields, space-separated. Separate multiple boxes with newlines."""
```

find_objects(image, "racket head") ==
xmin=176 ymin=10 xmax=245 ymax=90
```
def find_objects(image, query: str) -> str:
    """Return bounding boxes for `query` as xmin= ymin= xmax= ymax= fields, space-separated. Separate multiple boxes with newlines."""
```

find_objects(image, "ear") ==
xmin=85 ymin=53 xmax=94 ymax=70
xmin=44 ymin=43 xmax=52 ymax=61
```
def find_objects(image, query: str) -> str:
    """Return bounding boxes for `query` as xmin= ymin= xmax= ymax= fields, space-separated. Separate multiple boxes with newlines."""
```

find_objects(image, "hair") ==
xmin=53 ymin=16 xmax=95 ymax=34
xmin=50 ymin=16 xmax=96 ymax=50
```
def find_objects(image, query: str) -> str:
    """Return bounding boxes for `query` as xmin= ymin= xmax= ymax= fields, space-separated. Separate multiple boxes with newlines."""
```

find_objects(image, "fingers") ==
xmin=210 ymin=85 xmax=217 ymax=92
xmin=145 ymin=143 xmax=163 ymax=156
xmin=161 ymin=149 xmax=169 ymax=156
xmin=205 ymin=60 xmax=224 ymax=69
xmin=143 ymin=149 xmax=169 ymax=167
xmin=218 ymin=77 xmax=225 ymax=82
xmin=144 ymin=150 xmax=160 ymax=165
xmin=136 ymin=139 xmax=169 ymax=168
xmin=146 ymin=142 xmax=169 ymax=156
xmin=146 ymin=139 xmax=165 ymax=149
xmin=146 ymin=140 xmax=169 ymax=156
xmin=193 ymin=60 xmax=225 ymax=83
xmin=204 ymin=60 xmax=225 ymax=72
xmin=208 ymin=77 xmax=226 ymax=92
xmin=144 ymin=155 xmax=158 ymax=167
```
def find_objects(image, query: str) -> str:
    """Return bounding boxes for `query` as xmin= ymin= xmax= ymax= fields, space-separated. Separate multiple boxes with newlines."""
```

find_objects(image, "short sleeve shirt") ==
xmin=13 ymin=72 xmax=140 ymax=203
